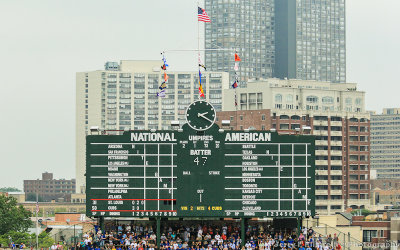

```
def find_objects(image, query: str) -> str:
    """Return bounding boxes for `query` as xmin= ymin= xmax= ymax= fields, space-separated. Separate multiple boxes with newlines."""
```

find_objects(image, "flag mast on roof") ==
xmin=197 ymin=3 xmax=211 ymax=99
xmin=159 ymin=2 xmax=242 ymax=105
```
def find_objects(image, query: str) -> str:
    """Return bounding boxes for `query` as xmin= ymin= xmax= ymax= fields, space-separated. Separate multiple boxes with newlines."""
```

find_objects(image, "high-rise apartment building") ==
xmin=205 ymin=0 xmax=346 ymax=85
xmin=371 ymin=108 xmax=400 ymax=179
xmin=76 ymin=60 xmax=229 ymax=193
xmin=220 ymin=78 xmax=370 ymax=215
xmin=205 ymin=0 xmax=276 ymax=83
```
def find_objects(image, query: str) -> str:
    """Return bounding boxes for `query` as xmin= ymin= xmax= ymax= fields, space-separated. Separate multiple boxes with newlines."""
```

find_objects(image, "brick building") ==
xmin=24 ymin=172 xmax=75 ymax=202
xmin=351 ymin=216 xmax=390 ymax=245
xmin=219 ymin=78 xmax=371 ymax=215
xmin=371 ymin=179 xmax=400 ymax=190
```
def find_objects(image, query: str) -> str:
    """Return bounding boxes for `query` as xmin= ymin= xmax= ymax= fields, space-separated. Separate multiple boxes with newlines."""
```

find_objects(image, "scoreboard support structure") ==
xmin=241 ymin=218 xmax=246 ymax=247
xmin=156 ymin=217 xmax=161 ymax=248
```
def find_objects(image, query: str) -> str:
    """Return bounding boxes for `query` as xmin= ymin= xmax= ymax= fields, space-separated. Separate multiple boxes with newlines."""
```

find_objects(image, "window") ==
xmin=291 ymin=115 xmax=300 ymax=120
xmin=356 ymin=98 xmax=362 ymax=106
xmin=261 ymin=114 xmax=265 ymax=121
xmin=275 ymin=94 xmax=282 ymax=103
xmin=230 ymin=116 xmax=234 ymax=121
xmin=322 ymin=96 xmax=334 ymax=104
xmin=306 ymin=96 xmax=318 ymax=103
xmin=363 ymin=230 xmax=377 ymax=242
xmin=345 ymin=98 xmax=352 ymax=105
xmin=240 ymin=115 xmax=243 ymax=121
xmin=280 ymin=115 xmax=289 ymax=120
xmin=286 ymin=94 xmax=293 ymax=103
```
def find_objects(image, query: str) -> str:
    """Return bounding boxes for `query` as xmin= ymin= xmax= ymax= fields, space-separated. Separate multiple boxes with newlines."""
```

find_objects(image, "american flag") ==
xmin=198 ymin=7 xmax=211 ymax=23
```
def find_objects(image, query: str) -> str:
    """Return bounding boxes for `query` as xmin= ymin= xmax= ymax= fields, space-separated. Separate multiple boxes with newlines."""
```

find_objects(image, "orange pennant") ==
xmin=234 ymin=53 xmax=241 ymax=62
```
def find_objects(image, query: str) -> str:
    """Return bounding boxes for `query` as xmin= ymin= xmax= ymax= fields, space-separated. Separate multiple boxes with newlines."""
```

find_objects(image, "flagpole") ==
xmin=36 ymin=193 xmax=38 ymax=250
xmin=197 ymin=0 xmax=201 ymax=100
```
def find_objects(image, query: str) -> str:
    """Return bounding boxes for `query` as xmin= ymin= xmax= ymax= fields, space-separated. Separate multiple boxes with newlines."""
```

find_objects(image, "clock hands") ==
xmin=198 ymin=112 xmax=214 ymax=123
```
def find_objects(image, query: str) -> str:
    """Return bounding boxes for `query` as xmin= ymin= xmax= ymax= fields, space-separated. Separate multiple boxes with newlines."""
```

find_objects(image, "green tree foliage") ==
xmin=0 ymin=195 xmax=32 ymax=234
xmin=0 ymin=187 xmax=21 ymax=192
xmin=0 ymin=231 xmax=31 ymax=246
xmin=351 ymin=209 xmax=374 ymax=216
xmin=37 ymin=231 xmax=55 ymax=248
xmin=0 ymin=231 xmax=54 ymax=248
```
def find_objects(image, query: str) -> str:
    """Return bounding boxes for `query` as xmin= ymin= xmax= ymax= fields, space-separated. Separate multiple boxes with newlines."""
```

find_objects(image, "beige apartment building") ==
xmin=220 ymin=78 xmax=371 ymax=215
xmin=76 ymin=60 xmax=229 ymax=193
xmin=370 ymin=108 xmax=400 ymax=179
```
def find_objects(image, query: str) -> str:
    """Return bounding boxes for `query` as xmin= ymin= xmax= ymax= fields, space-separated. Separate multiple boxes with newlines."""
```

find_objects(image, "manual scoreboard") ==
xmin=86 ymin=124 xmax=315 ymax=218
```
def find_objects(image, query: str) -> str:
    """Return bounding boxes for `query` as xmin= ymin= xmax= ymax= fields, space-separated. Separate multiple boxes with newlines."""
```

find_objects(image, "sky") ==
xmin=0 ymin=0 xmax=399 ymax=190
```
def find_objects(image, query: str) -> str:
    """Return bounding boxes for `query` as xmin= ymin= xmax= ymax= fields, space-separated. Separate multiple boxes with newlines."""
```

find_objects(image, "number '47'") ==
xmin=194 ymin=157 xmax=208 ymax=166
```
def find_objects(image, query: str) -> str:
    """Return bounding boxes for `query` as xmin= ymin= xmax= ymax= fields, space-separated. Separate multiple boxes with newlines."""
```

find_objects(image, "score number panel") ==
xmin=86 ymin=132 xmax=178 ymax=218
xmin=223 ymin=140 xmax=313 ymax=217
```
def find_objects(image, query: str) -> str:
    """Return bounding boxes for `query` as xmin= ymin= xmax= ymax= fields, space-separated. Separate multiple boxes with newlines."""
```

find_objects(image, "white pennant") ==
xmin=234 ymin=62 xmax=239 ymax=71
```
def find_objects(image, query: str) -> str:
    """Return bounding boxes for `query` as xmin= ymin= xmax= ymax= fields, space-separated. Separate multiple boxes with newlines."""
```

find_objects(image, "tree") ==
xmin=0 ymin=231 xmax=54 ymax=248
xmin=0 ymin=187 xmax=21 ymax=192
xmin=0 ymin=195 xmax=32 ymax=235
xmin=37 ymin=231 xmax=54 ymax=248
xmin=0 ymin=231 xmax=31 ymax=247
xmin=351 ymin=209 xmax=373 ymax=217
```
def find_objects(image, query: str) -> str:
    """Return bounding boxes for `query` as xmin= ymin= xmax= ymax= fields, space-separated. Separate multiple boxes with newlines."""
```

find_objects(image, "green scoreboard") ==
xmin=86 ymin=101 xmax=315 ymax=218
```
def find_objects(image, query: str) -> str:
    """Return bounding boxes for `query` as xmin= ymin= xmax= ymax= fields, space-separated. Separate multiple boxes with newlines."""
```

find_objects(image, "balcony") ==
xmin=330 ymin=190 xmax=343 ymax=195
xmin=330 ymin=180 xmax=342 ymax=185
xmin=330 ymin=160 xmax=343 ymax=165
xmin=316 ymin=200 xmax=329 ymax=205
xmin=329 ymin=199 xmax=345 ymax=206
xmin=330 ymin=170 xmax=343 ymax=175
xmin=316 ymin=170 xmax=328 ymax=176
xmin=330 ymin=131 xmax=342 ymax=136
xmin=313 ymin=130 xmax=329 ymax=136
xmin=316 ymin=180 xmax=328 ymax=185
xmin=315 ymin=150 xmax=328 ymax=156
xmin=347 ymin=199 xmax=369 ymax=207
xmin=315 ymin=140 xmax=328 ymax=146
xmin=330 ymin=150 xmax=342 ymax=156
xmin=330 ymin=121 xmax=342 ymax=126
xmin=316 ymin=190 xmax=328 ymax=195
xmin=330 ymin=141 xmax=342 ymax=146
xmin=313 ymin=120 xmax=328 ymax=126
xmin=315 ymin=160 xmax=328 ymax=166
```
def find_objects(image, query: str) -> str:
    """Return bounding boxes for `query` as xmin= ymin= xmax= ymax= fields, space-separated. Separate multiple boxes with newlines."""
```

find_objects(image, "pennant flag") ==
xmin=161 ymin=64 xmax=167 ymax=70
xmin=199 ymin=84 xmax=205 ymax=98
xmin=157 ymin=90 xmax=166 ymax=98
xmin=199 ymin=64 xmax=207 ymax=71
xmin=232 ymin=81 xmax=238 ymax=89
xmin=161 ymin=53 xmax=169 ymax=67
xmin=164 ymin=72 xmax=169 ymax=82
xmin=234 ymin=62 xmax=239 ymax=71
xmin=198 ymin=7 xmax=211 ymax=22
xmin=159 ymin=82 xmax=167 ymax=90
xmin=234 ymin=53 xmax=241 ymax=62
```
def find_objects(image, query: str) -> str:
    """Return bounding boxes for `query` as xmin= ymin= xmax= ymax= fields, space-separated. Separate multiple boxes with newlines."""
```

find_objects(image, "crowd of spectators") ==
xmin=73 ymin=222 xmax=343 ymax=250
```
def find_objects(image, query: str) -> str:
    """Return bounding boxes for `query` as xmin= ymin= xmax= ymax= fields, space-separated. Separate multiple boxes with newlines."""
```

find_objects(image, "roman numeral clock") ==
xmin=185 ymin=100 xmax=216 ymax=131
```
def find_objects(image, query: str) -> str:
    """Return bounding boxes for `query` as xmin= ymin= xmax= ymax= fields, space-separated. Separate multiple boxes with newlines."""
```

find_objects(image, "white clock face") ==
xmin=185 ymin=101 xmax=216 ymax=131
